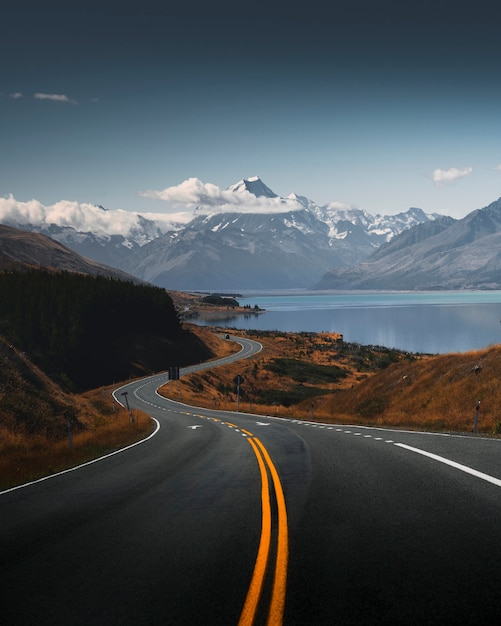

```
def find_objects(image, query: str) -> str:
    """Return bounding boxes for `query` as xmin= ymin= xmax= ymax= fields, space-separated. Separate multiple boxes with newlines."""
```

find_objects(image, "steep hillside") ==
xmin=0 ymin=223 xmax=140 ymax=282
xmin=0 ymin=335 xmax=81 ymax=438
xmin=0 ymin=226 xmax=226 ymax=390
xmin=323 ymin=344 xmax=501 ymax=433
xmin=0 ymin=270 xmax=214 ymax=389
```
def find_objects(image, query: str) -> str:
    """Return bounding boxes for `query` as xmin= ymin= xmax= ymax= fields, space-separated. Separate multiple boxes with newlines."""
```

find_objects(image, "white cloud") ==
xmin=0 ymin=194 xmax=190 ymax=240
xmin=141 ymin=177 xmax=303 ymax=214
xmin=9 ymin=92 xmax=23 ymax=99
xmin=326 ymin=200 xmax=355 ymax=211
xmin=494 ymin=164 xmax=501 ymax=172
xmin=432 ymin=166 xmax=472 ymax=185
xmin=33 ymin=92 xmax=77 ymax=104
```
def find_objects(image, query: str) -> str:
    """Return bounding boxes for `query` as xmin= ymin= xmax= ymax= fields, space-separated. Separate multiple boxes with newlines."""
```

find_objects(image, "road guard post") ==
xmin=473 ymin=400 xmax=480 ymax=433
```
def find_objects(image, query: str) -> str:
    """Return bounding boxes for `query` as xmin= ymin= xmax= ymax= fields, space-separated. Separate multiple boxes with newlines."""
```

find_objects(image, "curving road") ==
xmin=2 ymin=336 xmax=501 ymax=624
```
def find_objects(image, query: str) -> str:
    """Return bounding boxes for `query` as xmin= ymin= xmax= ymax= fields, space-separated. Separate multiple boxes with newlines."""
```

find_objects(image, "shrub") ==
xmin=356 ymin=396 xmax=389 ymax=420
xmin=264 ymin=358 xmax=347 ymax=384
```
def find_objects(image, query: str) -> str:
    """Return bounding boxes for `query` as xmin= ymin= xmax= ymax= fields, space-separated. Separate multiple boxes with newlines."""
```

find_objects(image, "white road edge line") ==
xmin=395 ymin=443 xmax=501 ymax=488
xmin=0 ymin=418 xmax=161 ymax=496
xmin=1 ymin=336 xmax=262 ymax=497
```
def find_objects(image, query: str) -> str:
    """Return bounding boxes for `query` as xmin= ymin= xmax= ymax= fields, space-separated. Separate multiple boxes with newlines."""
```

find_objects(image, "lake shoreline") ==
xmin=188 ymin=290 xmax=501 ymax=355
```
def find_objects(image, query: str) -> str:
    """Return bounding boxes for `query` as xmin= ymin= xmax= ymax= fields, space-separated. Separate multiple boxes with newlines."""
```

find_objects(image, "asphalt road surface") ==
xmin=2 ymin=336 xmax=501 ymax=625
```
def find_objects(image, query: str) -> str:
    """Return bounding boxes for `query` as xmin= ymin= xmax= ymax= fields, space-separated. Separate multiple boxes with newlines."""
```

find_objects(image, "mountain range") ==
xmin=0 ymin=177 xmax=442 ymax=290
xmin=316 ymin=198 xmax=501 ymax=290
xmin=4 ymin=177 xmax=501 ymax=290
xmin=315 ymin=198 xmax=501 ymax=290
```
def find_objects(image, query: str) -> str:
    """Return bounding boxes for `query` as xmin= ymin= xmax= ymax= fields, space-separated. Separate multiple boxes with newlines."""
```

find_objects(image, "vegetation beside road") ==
xmin=3 ymin=292 xmax=501 ymax=491
xmin=0 ymin=325 xmax=234 ymax=490
xmin=160 ymin=330 xmax=415 ymax=415
xmin=160 ymin=329 xmax=501 ymax=435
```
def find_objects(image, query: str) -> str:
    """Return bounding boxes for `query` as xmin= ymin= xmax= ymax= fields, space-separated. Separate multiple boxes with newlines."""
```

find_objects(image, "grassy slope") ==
xmin=0 ymin=325 xmax=234 ymax=490
xmin=160 ymin=329 xmax=501 ymax=435
xmin=3 ymin=324 xmax=499 ymax=490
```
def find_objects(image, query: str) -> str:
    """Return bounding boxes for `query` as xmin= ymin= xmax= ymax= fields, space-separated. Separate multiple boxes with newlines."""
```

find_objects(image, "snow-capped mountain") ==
xmin=227 ymin=175 xmax=278 ymax=198
xmin=1 ymin=177 xmax=441 ymax=290
xmin=314 ymin=197 xmax=501 ymax=290
xmin=0 ymin=198 xmax=187 ymax=268
xmin=116 ymin=178 xmax=440 ymax=290
xmin=119 ymin=208 xmax=339 ymax=290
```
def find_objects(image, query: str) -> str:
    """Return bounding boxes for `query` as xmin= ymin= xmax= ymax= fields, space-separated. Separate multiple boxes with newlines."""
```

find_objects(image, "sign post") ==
xmin=121 ymin=391 xmax=133 ymax=425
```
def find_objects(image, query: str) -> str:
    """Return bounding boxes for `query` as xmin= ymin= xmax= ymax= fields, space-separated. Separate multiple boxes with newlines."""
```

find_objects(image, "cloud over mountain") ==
xmin=141 ymin=177 xmax=304 ymax=214
xmin=0 ymin=194 xmax=188 ymax=239
xmin=1 ymin=176 xmax=446 ymax=290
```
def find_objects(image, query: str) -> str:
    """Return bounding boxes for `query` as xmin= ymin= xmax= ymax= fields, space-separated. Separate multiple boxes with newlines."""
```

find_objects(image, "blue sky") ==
xmin=2 ymin=2 xmax=501 ymax=220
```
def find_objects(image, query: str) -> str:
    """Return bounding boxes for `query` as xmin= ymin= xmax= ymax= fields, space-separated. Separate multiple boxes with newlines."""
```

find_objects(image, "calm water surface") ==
xmin=194 ymin=291 xmax=501 ymax=354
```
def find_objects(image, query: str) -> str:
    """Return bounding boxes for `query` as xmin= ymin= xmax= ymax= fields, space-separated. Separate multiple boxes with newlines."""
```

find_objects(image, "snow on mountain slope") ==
xmin=315 ymin=198 xmax=501 ymax=290
xmin=1 ymin=177 xmax=441 ymax=289
xmin=227 ymin=176 xmax=278 ymax=198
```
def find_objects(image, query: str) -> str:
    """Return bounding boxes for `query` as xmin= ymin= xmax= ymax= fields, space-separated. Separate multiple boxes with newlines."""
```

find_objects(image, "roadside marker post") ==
xmin=473 ymin=401 xmax=480 ymax=433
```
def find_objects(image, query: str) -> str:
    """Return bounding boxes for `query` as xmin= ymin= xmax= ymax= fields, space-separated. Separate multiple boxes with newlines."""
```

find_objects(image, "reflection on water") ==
xmin=193 ymin=292 xmax=501 ymax=354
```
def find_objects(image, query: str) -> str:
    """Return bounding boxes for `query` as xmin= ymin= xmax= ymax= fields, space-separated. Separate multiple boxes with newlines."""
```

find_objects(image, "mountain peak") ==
xmin=228 ymin=176 xmax=278 ymax=199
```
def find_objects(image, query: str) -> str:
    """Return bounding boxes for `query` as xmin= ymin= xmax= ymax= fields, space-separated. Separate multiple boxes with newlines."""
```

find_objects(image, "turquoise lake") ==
xmin=193 ymin=291 xmax=501 ymax=354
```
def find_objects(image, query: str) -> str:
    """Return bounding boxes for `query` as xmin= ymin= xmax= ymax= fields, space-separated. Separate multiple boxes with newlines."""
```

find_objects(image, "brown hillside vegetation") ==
xmin=0 ymin=336 xmax=153 ymax=490
xmin=160 ymin=329 xmax=501 ymax=435
xmin=328 ymin=346 xmax=501 ymax=433
xmin=0 ymin=326 xmax=235 ymax=490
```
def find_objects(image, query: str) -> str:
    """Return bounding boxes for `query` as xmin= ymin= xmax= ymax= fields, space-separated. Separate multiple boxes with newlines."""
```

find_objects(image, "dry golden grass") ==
xmin=0 ymin=388 xmax=153 ymax=491
xmin=160 ymin=330 xmax=501 ymax=436
xmin=324 ymin=346 xmax=501 ymax=433
xmin=184 ymin=322 xmax=241 ymax=359
xmin=160 ymin=331 xmax=390 ymax=416
xmin=0 ymin=324 xmax=232 ymax=490
xmin=4 ymin=326 xmax=500 ymax=491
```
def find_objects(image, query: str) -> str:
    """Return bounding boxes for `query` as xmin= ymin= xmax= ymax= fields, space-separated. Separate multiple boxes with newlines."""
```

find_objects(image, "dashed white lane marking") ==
xmin=293 ymin=420 xmax=501 ymax=488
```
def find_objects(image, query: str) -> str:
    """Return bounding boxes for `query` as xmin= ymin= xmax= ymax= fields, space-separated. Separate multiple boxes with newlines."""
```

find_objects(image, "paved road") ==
xmin=2 ymin=336 xmax=501 ymax=624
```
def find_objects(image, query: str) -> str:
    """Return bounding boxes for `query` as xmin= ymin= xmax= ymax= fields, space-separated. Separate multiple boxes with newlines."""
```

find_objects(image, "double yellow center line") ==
xmin=238 ymin=432 xmax=289 ymax=626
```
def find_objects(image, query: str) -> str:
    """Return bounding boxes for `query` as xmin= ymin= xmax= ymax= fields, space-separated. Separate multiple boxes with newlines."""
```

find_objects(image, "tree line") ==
xmin=0 ymin=270 xmax=182 ymax=389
